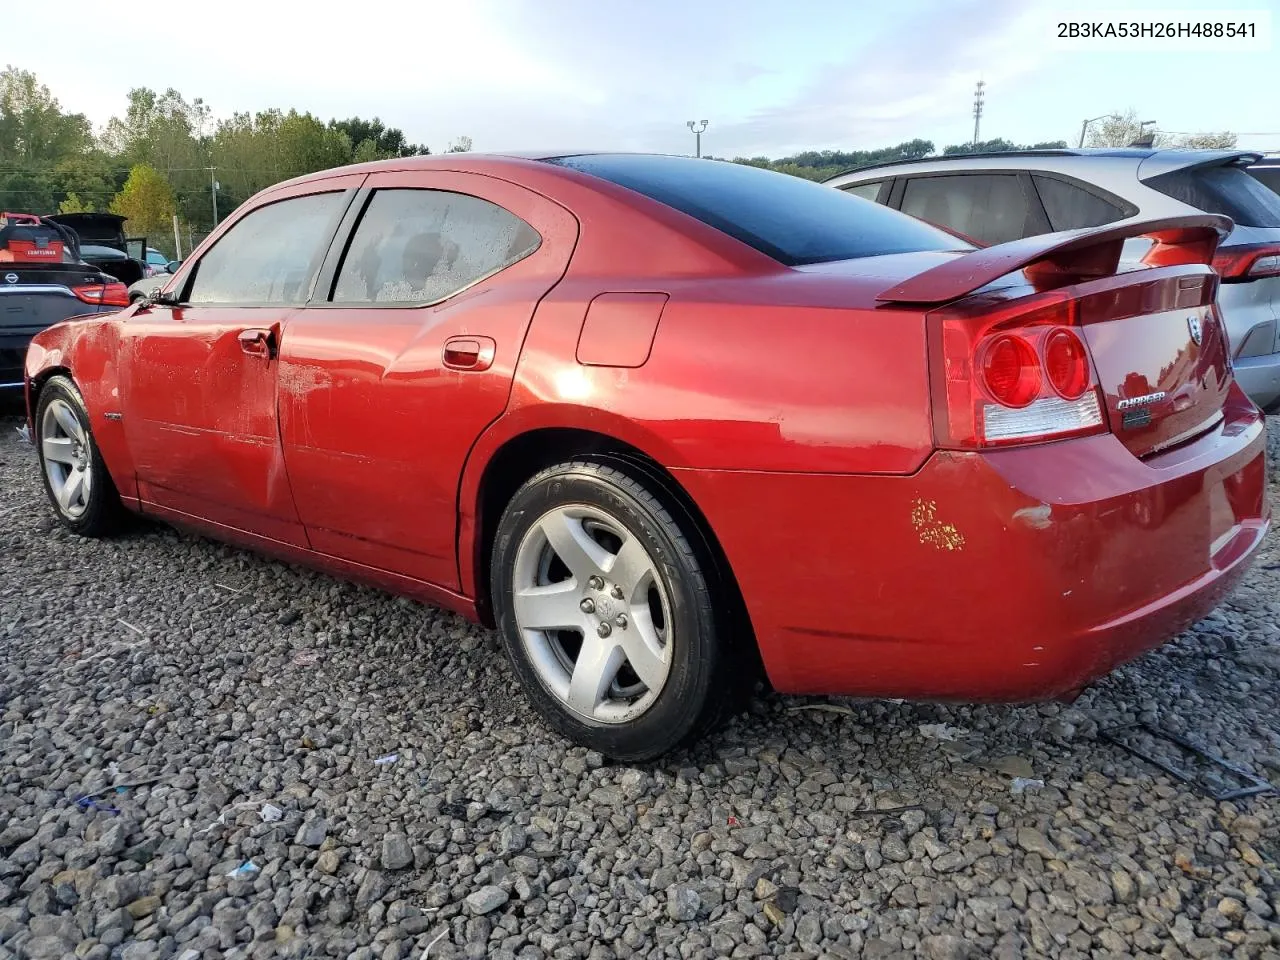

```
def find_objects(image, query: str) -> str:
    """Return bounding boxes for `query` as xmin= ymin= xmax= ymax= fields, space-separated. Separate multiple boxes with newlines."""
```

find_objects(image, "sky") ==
xmin=6 ymin=0 xmax=1279 ymax=158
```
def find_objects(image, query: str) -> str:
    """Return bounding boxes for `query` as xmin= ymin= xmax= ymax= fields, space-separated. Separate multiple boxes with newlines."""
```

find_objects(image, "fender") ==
xmin=25 ymin=312 xmax=138 ymax=503
xmin=455 ymin=400 xmax=692 ymax=601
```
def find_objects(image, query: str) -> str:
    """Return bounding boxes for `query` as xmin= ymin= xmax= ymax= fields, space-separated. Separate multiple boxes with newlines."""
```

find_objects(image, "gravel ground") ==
xmin=1 ymin=411 xmax=1279 ymax=960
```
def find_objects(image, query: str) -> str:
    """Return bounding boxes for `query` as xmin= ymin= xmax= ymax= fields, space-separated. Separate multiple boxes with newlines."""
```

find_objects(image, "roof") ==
xmin=824 ymin=148 xmax=1261 ymax=183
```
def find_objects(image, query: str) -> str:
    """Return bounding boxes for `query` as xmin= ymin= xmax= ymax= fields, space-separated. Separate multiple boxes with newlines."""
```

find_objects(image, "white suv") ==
xmin=827 ymin=149 xmax=1280 ymax=411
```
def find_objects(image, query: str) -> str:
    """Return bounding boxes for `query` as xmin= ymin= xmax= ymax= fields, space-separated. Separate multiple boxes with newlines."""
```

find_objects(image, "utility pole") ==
xmin=208 ymin=166 xmax=219 ymax=228
xmin=687 ymin=120 xmax=708 ymax=158
xmin=971 ymin=81 xmax=985 ymax=146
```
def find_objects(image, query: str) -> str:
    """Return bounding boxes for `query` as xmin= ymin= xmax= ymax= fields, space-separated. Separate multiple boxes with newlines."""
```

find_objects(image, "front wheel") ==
xmin=491 ymin=459 xmax=730 ymax=760
xmin=35 ymin=375 xmax=126 ymax=537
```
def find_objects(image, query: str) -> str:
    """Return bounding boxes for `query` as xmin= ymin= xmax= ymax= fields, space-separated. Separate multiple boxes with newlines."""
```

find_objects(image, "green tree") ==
xmin=58 ymin=192 xmax=93 ymax=213
xmin=330 ymin=116 xmax=427 ymax=157
xmin=943 ymin=138 xmax=1067 ymax=155
xmin=0 ymin=66 xmax=92 ymax=165
xmin=447 ymin=135 xmax=473 ymax=153
xmin=110 ymin=163 xmax=177 ymax=238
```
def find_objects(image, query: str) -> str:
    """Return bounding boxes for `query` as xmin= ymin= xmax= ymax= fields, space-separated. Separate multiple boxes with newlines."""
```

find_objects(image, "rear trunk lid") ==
xmin=1076 ymin=272 xmax=1230 ymax=457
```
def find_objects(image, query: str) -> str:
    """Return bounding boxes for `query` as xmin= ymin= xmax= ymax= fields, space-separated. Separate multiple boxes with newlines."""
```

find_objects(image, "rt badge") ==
xmin=1187 ymin=315 xmax=1203 ymax=346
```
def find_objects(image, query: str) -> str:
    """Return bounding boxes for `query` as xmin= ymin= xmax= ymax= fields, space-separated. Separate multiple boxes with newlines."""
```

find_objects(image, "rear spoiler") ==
xmin=877 ymin=214 xmax=1233 ymax=306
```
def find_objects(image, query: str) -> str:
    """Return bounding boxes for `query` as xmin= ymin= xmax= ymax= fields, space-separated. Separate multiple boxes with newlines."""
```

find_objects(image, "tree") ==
xmin=1174 ymin=132 xmax=1237 ymax=149
xmin=0 ymin=66 xmax=92 ymax=165
xmin=330 ymin=116 xmax=427 ymax=158
xmin=447 ymin=135 xmax=473 ymax=153
xmin=110 ymin=164 xmax=177 ymax=238
xmin=943 ymin=138 xmax=1067 ymax=155
xmin=58 ymin=192 xmax=93 ymax=214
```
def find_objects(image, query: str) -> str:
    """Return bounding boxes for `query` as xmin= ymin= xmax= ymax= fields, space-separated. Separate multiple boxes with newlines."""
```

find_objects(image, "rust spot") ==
xmin=911 ymin=498 xmax=966 ymax=551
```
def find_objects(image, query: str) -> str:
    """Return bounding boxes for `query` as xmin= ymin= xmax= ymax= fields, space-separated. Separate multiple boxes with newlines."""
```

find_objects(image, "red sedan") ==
xmin=25 ymin=153 xmax=1270 ymax=760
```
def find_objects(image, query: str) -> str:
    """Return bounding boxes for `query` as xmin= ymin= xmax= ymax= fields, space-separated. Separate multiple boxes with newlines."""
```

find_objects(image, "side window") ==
xmin=901 ymin=174 xmax=1030 ymax=246
xmin=332 ymin=189 xmax=541 ymax=304
xmin=186 ymin=192 xmax=345 ymax=305
xmin=841 ymin=180 xmax=885 ymax=203
xmin=1033 ymin=175 xmax=1127 ymax=231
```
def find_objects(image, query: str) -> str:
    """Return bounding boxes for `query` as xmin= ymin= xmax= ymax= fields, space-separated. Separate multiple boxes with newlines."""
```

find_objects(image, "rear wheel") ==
xmin=491 ymin=459 xmax=730 ymax=760
xmin=35 ymin=375 xmax=126 ymax=537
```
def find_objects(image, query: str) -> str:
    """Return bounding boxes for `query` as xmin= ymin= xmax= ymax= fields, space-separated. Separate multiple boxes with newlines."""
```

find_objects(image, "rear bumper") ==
xmin=677 ymin=384 xmax=1270 ymax=700
xmin=1233 ymin=352 xmax=1280 ymax=410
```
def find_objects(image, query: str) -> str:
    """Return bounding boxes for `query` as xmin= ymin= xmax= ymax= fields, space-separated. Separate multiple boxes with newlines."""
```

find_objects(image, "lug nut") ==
xmin=596 ymin=622 xmax=612 ymax=638
xmin=611 ymin=584 xmax=624 ymax=600
xmin=580 ymin=598 xmax=596 ymax=614
xmin=614 ymin=614 xmax=628 ymax=629
xmin=588 ymin=576 xmax=604 ymax=590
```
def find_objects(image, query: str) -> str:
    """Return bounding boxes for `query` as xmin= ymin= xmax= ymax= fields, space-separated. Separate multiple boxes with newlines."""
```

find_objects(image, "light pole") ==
xmin=208 ymin=166 xmax=220 ymax=228
xmin=687 ymin=120 xmax=708 ymax=158
xmin=1128 ymin=120 xmax=1158 ymax=148
xmin=1078 ymin=113 xmax=1120 ymax=148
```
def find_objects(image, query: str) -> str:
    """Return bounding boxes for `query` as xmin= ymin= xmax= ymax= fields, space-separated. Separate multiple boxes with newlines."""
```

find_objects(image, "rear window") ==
xmin=1250 ymin=165 xmax=1280 ymax=197
xmin=546 ymin=154 xmax=966 ymax=265
xmin=1145 ymin=163 xmax=1280 ymax=228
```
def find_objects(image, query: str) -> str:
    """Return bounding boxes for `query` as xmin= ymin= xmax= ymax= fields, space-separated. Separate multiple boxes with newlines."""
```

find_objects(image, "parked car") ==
xmin=127 ymin=259 xmax=182 ymax=302
xmin=0 ymin=212 xmax=130 ymax=392
xmin=46 ymin=213 xmax=148 ymax=288
xmin=144 ymin=246 xmax=171 ymax=277
xmin=826 ymin=149 xmax=1280 ymax=411
xmin=24 ymin=153 xmax=1270 ymax=759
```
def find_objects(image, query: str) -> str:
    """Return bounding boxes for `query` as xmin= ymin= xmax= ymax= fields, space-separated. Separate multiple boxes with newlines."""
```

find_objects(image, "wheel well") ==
xmin=25 ymin=367 xmax=71 ymax=421
xmin=471 ymin=428 xmax=761 ymax=676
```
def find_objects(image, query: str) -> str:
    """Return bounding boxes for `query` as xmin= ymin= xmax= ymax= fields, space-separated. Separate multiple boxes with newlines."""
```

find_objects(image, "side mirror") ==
xmin=165 ymin=260 xmax=182 ymax=274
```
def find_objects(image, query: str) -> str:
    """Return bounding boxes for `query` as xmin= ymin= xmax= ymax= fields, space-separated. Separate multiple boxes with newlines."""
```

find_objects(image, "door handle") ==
xmin=237 ymin=328 xmax=276 ymax=359
xmin=443 ymin=335 xmax=496 ymax=371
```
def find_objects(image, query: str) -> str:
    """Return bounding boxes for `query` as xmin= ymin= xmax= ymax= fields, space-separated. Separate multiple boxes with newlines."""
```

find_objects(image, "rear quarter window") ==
xmin=546 ymin=154 xmax=966 ymax=266
xmin=1032 ymin=175 xmax=1131 ymax=231
xmin=1146 ymin=163 xmax=1280 ymax=228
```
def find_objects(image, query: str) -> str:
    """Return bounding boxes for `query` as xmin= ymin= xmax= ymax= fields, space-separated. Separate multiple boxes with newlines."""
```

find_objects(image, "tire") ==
xmin=35 ymin=375 xmax=127 ymax=537
xmin=491 ymin=459 xmax=732 ymax=761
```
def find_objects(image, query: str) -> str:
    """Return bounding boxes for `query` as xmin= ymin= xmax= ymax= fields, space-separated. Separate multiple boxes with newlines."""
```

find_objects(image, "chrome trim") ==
xmin=0 ymin=381 xmax=26 ymax=389
xmin=0 ymin=284 xmax=75 ymax=296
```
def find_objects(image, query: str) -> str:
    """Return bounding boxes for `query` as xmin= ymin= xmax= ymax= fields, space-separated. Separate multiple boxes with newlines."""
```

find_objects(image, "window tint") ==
xmin=186 ymin=192 xmax=345 ymax=304
xmin=901 ymin=175 xmax=1030 ymax=246
xmin=547 ymin=154 xmax=964 ymax=266
xmin=1146 ymin=163 xmax=1280 ymax=228
xmin=1249 ymin=166 xmax=1280 ymax=197
xmin=1033 ymin=176 xmax=1128 ymax=231
xmin=333 ymin=190 xmax=540 ymax=304
xmin=841 ymin=180 xmax=885 ymax=203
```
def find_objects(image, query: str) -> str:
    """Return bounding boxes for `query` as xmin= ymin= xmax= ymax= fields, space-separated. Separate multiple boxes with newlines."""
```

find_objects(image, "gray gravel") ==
xmin=2 ymin=411 xmax=1279 ymax=960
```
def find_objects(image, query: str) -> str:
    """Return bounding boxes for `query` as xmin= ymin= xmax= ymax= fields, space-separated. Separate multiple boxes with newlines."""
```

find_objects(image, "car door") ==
xmin=277 ymin=171 xmax=578 ymax=588
xmin=120 ymin=178 xmax=362 ymax=545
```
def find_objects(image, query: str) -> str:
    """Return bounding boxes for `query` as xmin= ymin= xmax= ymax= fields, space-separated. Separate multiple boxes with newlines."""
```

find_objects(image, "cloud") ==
xmin=715 ymin=0 xmax=1059 ymax=156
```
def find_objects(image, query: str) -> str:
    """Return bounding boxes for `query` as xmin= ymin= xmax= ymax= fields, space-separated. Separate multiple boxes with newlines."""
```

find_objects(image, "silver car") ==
xmin=827 ymin=149 xmax=1280 ymax=411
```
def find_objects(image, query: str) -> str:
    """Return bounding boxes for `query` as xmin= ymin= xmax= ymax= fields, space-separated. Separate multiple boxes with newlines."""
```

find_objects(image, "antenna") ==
xmin=972 ymin=80 xmax=986 ymax=146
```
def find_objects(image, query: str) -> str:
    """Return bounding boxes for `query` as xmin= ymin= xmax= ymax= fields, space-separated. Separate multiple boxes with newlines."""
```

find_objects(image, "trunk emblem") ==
xmin=4 ymin=273 xmax=17 ymax=284
xmin=1117 ymin=391 xmax=1167 ymax=411
xmin=1187 ymin=315 xmax=1203 ymax=346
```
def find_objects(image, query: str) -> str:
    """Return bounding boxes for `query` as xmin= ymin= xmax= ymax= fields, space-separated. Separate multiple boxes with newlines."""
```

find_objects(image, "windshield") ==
xmin=547 ymin=153 xmax=969 ymax=266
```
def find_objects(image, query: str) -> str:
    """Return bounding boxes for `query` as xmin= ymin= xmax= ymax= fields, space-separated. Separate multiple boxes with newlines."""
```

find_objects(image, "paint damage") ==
xmin=910 ymin=498 xmax=965 ymax=551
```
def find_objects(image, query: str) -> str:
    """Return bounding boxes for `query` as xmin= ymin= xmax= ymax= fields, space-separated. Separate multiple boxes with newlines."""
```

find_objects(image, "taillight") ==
xmin=72 ymin=282 xmax=130 ymax=307
xmin=1043 ymin=329 xmax=1090 ymax=400
xmin=928 ymin=293 xmax=1106 ymax=448
xmin=1212 ymin=243 xmax=1280 ymax=281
